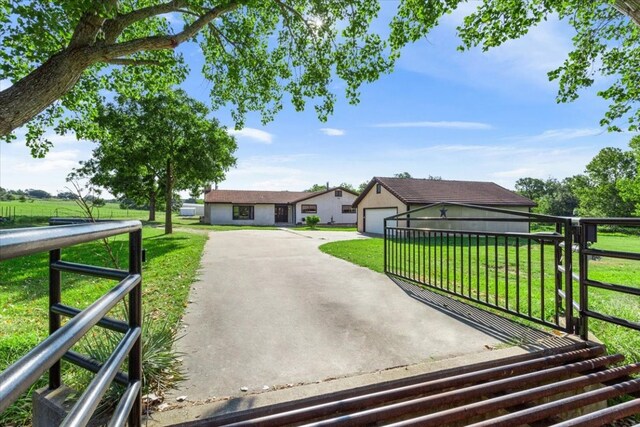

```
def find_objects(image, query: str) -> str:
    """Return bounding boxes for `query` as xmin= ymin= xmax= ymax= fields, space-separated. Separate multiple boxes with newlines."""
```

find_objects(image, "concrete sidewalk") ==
xmin=167 ymin=229 xmax=522 ymax=404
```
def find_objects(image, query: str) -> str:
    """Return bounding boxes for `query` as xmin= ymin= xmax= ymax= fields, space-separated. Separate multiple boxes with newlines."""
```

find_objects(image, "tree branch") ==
xmin=106 ymin=58 xmax=166 ymax=66
xmin=98 ymin=2 xmax=239 ymax=59
xmin=102 ymin=0 xmax=190 ymax=44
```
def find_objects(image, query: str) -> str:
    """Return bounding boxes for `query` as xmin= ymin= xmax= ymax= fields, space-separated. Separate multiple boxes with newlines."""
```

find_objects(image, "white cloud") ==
xmin=13 ymin=149 xmax=81 ymax=173
xmin=319 ymin=127 xmax=346 ymax=136
xmin=372 ymin=121 xmax=493 ymax=130
xmin=228 ymin=128 xmax=274 ymax=144
xmin=507 ymin=128 xmax=603 ymax=143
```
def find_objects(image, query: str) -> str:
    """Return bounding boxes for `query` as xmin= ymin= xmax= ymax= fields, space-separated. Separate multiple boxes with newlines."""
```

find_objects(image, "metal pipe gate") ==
xmin=384 ymin=202 xmax=640 ymax=340
xmin=0 ymin=220 xmax=143 ymax=426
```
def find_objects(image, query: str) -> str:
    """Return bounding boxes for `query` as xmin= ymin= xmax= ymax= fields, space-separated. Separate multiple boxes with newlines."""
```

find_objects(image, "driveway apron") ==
xmin=172 ymin=229 xmax=502 ymax=400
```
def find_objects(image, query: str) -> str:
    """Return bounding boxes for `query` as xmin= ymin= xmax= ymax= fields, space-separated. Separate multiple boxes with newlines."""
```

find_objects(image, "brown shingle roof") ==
xmin=204 ymin=189 xmax=313 ymax=204
xmin=353 ymin=177 xmax=536 ymax=207
xmin=204 ymin=186 xmax=359 ymax=204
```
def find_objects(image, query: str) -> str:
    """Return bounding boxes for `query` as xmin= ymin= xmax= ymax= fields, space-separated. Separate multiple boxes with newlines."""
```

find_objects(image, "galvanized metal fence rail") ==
xmin=0 ymin=221 xmax=143 ymax=426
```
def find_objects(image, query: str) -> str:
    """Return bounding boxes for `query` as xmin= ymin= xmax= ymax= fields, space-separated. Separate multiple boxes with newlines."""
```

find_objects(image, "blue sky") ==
xmin=0 ymin=3 xmax=634 ymax=196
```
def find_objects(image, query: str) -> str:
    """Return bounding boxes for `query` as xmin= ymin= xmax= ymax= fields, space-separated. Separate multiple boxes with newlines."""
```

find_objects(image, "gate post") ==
xmin=128 ymin=229 xmax=143 ymax=427
xmin=577 ymin=220 xmax=589 ymax=340
xmin=384 ymin=218 xmax=388 ymax=274
xmin=562 ymin=218 xmax=575 ymax=334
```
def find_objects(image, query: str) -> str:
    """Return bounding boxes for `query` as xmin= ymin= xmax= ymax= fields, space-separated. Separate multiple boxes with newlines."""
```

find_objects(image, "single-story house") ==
xmin=353 ymin=177 xmax=536 ymax=234
xmin=203 ymin=187 xmax=358 ymax=226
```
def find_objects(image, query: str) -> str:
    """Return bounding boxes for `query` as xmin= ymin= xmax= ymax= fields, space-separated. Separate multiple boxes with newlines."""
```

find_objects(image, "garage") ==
xmin=364 ymin=208 xmax=397 ymax=234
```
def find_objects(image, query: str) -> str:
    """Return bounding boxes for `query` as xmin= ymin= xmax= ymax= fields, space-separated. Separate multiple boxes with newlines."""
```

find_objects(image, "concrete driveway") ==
xmin=172 ymin=229 xmax=504 ymax=401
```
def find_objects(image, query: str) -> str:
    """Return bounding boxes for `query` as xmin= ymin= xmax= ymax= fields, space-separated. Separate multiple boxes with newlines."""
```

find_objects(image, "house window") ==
xmin=233 ymin=205 xmax=254 ymax=220
xmin=301 ymin=204 xmax=317 ymax=213
xmin=342 ymin=205 xmax=356 ymax=214
xmin=335 ymin=190 xmax=342 ymax=197
xmin=376 ymin=183 xmax=382 ymax=194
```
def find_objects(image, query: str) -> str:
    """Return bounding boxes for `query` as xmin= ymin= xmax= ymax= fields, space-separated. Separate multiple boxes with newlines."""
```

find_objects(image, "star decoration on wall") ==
xmin=440 ymin=207 xmax=448 ymax=218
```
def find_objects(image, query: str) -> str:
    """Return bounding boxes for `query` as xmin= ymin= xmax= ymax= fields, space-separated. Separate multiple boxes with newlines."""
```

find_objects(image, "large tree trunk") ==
xmin=148 ymin=190 xmax=156 ymax=222
xmin=165 ymin=159 xmax=173 ymax=234
xmin=0 ymin=47 xmax=95 ymax=136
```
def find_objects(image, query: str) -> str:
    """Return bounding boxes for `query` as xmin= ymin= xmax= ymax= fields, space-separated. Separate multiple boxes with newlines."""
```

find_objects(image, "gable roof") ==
xmin=204 ymin=187 xmax=358 ymax=205
xmin=204 ymin=189 xmax=312 ymax=204
xmin=295 ymin=186 xmax=359 ymax=203
xmin=353 ymin=177 xmax=536 ymax=207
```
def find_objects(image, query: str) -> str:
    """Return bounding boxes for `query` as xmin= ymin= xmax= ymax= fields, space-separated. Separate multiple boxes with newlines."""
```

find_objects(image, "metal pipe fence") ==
xmin=0 ymin=220 xmax=143 ymax=426
xmin=576 ymin=218 xmax=640 ymax=340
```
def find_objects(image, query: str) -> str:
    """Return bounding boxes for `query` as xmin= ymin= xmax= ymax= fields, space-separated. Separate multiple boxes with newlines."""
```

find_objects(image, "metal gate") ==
xmin=384 ymin=202 xmax=640 ymax=338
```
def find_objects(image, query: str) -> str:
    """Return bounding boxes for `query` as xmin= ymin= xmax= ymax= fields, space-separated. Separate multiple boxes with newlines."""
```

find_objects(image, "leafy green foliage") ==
xmin=574 ymin=146 xmax=637 ymax=217
xmin=393 ymin=172 xmax=413 ymax=179
xmin=457 ymin=0 xmax=640 ymax=132
xmin=305 ymin=184 xmax=329 ymax=192
xmin=2 ymin=1 xmax=639 ymax=156
xmin=70 ymin=90 xmax=237 ymax=233
xmin=618 ymin=135 xmax=640 ymax=215
xmin=305 ymin=214 xmax=320 ymax=228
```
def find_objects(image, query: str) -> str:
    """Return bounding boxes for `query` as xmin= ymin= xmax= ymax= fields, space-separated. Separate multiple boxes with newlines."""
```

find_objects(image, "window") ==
xmin=342 ymin=205 xmax=356 ymax=214
xmin=376 ymin=183 xmax=382 ymax=194
xmin=233 ymin=205 xmax=254 ymax=220
xmin=301 ymin=204 xmax=317 ymax=213
xmin=335 ymin=190 xmax=342 ymax=197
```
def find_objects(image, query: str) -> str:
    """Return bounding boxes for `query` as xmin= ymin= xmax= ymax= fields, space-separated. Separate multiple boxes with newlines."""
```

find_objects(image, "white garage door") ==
xmin=365 ymin=208 xmax=398 ymax=234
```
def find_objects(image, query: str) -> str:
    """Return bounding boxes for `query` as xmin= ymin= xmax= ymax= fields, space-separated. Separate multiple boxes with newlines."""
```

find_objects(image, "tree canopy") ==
xmin=1 ymin=0 xmax=639 ymax=157
xmin=70 ymin=90 xmax=237 ymax=233
xmin=516 ymin=138 xmax=639 ymax=217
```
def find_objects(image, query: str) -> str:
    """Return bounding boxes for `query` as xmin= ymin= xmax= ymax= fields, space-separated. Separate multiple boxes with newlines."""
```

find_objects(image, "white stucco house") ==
xmin=353 ymin=177 xmax=536 ymax=234
xmin=203 ymin=187 xmax=358 ymax=226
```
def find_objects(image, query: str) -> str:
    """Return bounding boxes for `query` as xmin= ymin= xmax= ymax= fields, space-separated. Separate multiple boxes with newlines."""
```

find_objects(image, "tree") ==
xmin=574 ymin=147 xmax=636 ymax=217
xmin=358 ymin=181 xmax=369 ymax=194
xmin=56 ymin=191 xmax=79 ymax=200
xmin=536 ymin=178 xmax=580 ymax=216
xmin=306 ymin=184 xmax=328 ymax=192
xmin=26 ymin=189 xmax=51 ymax=199
xmin=338 ymin=182 xmax=357 ymax=193
xmin=394 ymin=172 xmax=413 ymax=179
xmin=2 ymin=1 xmax=639 ymax=156
xmin=618 ymin=136 xmax=640 ymax=215
xmin=515 ymin=178 xmax=548 ymax=202
xmin=1 ymin=1 xmax=398 ymax=155
xmin=71 ymin=90 xmax=237 ymax=233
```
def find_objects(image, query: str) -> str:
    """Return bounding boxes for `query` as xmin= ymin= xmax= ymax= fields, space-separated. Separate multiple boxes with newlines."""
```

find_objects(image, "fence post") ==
xmin=577 ymin=220 xmax=589 ymax=340
xmin=128 ymin=229 xmax=143 ymax=426
xmin=48 ymin=249 xmax=62 ymax=389
xmin=563 ymin=218 xmax=575 ymax=334
xmin=554 ymin=222 xmax=563 ymax=327
xmin=384 ymin=218 xmax=388 ymax=274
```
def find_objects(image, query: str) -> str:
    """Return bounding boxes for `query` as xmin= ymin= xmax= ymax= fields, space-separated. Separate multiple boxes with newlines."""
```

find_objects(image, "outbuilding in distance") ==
xmin=352 ymin=177 xmax=536 ymax=234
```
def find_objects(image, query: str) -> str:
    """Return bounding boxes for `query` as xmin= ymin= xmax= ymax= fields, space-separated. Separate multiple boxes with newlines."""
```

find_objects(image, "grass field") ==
xmin=0 ymin=199 xmax=151 ymax=227
xmin=320 ymin=233 xmax=640 ymax=362
xmin=0 ymin=227 xmax=208 ymax=425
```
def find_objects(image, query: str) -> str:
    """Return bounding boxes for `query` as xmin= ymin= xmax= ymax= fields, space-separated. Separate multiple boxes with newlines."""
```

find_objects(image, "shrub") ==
xmin=305 ymin=215 xmax=320 ymax=228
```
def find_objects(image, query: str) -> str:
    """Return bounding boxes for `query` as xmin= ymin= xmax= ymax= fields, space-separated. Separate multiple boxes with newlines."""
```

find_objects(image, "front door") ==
xmin=275 ymin=205 xmax=289 ymax=223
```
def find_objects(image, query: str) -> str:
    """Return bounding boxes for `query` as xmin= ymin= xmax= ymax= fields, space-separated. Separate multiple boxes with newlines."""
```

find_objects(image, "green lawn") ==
xmin=320 ymin=233 xmax=640 ymax=362
xmin=0 ymin=227 xmax=207 ymax=425
xmin=0 ymin=199 xmax=150 ymax=227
